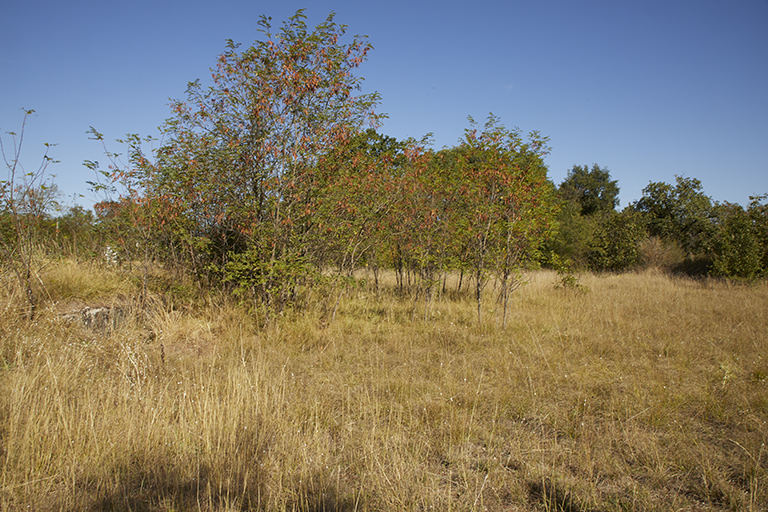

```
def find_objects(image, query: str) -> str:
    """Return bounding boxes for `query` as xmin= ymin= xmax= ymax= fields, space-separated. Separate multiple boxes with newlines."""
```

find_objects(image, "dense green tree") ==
xmin=587 ymin=209 xmax=646 ymax=271
xmin=747 ymin=193 xmax=768 ymax=272
xmin=545 ymin=200 xmax=598 ymax=268
xmin=711 ymin=202 xmax=763 ymax=279
xmin=545 ymin=163 xmax=618 ymax=269
xmin=559 ymin=164 xmax=619 ymax=216
xmin=632 ymin=175 xmax=715 ymax=257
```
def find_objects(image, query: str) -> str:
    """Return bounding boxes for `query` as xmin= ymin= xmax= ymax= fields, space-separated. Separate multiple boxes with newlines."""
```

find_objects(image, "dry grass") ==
xmin=1 ymin=262 xmax=766 ymax=511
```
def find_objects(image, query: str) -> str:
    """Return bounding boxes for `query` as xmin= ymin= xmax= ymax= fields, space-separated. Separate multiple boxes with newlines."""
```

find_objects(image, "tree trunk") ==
xmin=475 ymin=270 xmax=482 ymax=325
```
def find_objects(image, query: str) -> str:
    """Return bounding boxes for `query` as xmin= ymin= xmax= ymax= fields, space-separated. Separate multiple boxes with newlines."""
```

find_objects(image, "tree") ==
xmin=103 ymin=10 xmax=383 ymax=316
xmin=544 ymin=199 xmax=598 ymax=268
xmin=545 ymin=164 xmax=619 ymax=269
xmin=311 ymin=128 xmax=408 ymax=279
xmin=307 ymin=129 xmax=410 ymax=320
xmin=710 ymin=202 xmax=763 ymax=280
xmin=747 ymin=193 xmax=768 ymax=272
xmin=0 ymin=109 xmax=59 ymax=319
xmin=392 ymin=144 xmax=462 ymax=320
xmin=451 ymin=115 xmax=556 ymax=326
xmin=587 ymin=209 xmax=646 ymax=271
xmin=632 ymin=175 xmax=715 ymax=258
xmin=86 ymin=131 xmax=173 ymax=303
xmin=559 ymin=164 xmax=619 ymax=216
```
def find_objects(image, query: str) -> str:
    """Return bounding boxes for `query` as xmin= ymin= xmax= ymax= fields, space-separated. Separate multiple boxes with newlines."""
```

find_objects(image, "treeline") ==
xmin=79 ymin=11 xmax=559 ymax=326
xmin=3 ymin=11 xmax=767 ymax=322
xmin=82 ymin=117 xmax=556 ymax=326
xmin=547 ymin=165 xmax=768 ymax=280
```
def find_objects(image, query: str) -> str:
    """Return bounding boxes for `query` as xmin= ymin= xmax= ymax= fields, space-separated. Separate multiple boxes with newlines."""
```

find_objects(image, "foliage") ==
xmin=587 ymin=209 xmax=647 ymax=271
xmin=549 ymin=251 xmax=587 ymax=292
xmin=748 ymin=193 xmax=768 ymax=271
xmin=50 ymin=205 xmax=97 ymax=259
xmin=449 ymin=115 xmax=557 ymax=324
xmin=171 ymin=11 xmax=378 ymax=311
xmin=546 ymin=163 xmax=619 ymax=270
xmin=89 ymin=10 xmax=383 ymax=316
xmin=711 ymin=202 xmax=764 ymax=280
xmin=544 ymin=199 xmax=597 ymax=269
xmin=389 ymin=146 xmax=454 ymax=315
xmin=633 ymin=175 xmax=715 ymax=257
xmin=85 ymin=131 xmax=175 ymax=303
xmin=559 ymin=163 xmax=619 ymax=216
xmin=76 ymin=11 xmax=565 ymax=324
xmin=312 ymin=128 xmax=409 ymax=276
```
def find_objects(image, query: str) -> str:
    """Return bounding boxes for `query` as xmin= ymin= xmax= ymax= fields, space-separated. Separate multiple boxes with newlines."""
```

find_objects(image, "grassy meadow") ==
xmin=1 ymin=260 xmax=767 ymax=511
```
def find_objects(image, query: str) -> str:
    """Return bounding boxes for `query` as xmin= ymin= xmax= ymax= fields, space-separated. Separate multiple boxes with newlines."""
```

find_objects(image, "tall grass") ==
xmin=1 ymin=261 xmax=766 ymax=510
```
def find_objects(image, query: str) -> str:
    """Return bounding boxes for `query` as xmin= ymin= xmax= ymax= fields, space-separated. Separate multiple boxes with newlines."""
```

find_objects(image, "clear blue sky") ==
xmin=2 ymin=0 xmax=766 ymax=210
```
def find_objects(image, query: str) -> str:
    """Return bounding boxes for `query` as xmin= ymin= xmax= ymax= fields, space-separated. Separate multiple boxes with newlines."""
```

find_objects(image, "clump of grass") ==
xmin=1 ymin=264 xmax=766 ymax=510
xmin=42 ymin=258 xmax=136 ymax=303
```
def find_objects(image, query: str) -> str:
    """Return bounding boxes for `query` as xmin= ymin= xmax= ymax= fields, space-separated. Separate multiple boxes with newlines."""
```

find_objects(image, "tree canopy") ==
xmin=559 ymin=164 xmax=619 ymax=216
xmin=632 ymin=175 xmax=715 ymax=257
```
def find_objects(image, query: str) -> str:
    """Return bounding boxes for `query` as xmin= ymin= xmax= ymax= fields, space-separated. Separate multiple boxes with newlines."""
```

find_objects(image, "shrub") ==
xmin=711 ymin=203 xmax=763 ymax=280
xmin=587 ymin=210 xmax=646 ymax=271
xmin=639 ymin=236 xmax=685 ymax=270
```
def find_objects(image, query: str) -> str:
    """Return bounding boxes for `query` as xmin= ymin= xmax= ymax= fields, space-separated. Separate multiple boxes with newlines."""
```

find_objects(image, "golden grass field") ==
xmin=1 ymin=261 xmax=766 ymax=511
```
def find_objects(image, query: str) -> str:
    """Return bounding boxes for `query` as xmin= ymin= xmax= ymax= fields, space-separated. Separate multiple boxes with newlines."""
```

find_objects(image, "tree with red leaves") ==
xmin=127 ymin=10 xmax=382 ymax=316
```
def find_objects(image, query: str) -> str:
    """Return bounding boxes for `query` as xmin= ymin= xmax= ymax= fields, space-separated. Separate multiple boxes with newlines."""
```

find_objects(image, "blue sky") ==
xmin=2 ymin=0 xmax=766 ymax=210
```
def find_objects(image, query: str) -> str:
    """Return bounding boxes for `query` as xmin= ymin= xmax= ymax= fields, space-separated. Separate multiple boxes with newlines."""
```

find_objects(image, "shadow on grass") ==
xmin=527 ymin=478 xmax=600 ymax=512
xmin=83 ymin=463 xmax=357 ymax=512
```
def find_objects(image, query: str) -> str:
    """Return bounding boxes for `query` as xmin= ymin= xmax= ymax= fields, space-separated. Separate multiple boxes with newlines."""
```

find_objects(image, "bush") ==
xmin=545 ymin=200 xmax=597 ymax=269
xmin=587 ymin=210 xmax=646 ymax=271
xmin=639 ymin=236 xmax=685 ymax=270
xmin=711 ymin=204 xmax=763 ymax=280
